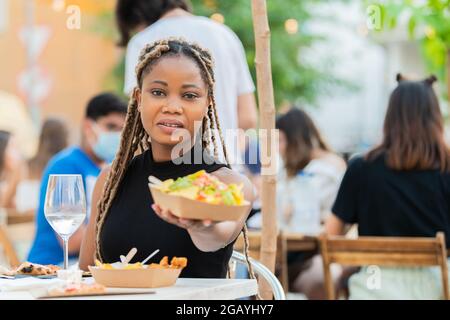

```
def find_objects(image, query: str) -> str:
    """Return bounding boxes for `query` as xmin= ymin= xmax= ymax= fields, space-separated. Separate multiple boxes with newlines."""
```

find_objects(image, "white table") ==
xmin=0 ymin=278 xmax=258 ymax=300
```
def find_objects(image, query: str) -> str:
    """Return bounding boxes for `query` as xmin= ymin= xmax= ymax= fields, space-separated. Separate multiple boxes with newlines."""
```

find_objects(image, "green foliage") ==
xmin=191 ymin=0 xmax=350 ymax=107
xmin=86 ymin=10 xmax=127 ymax=99
xmin=365 ymin=0 xmax=450 ymax=98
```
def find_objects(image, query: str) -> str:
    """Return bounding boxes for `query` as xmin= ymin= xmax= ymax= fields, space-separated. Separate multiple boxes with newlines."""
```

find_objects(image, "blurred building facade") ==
xmin=0 ymin=0 xmax=447 ymax=158
xmin=302 ymin=1 xmax=448 ymax=156
xmin=0 ymin=0 xmax=118 ymax=154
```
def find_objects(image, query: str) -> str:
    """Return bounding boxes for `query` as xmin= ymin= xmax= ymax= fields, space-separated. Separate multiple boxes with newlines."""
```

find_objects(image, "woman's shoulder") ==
xmin=307 ymin=152 xmax=347 ymax=178
xmin=313 ymin=152 xmax=346 ymax=170
xmin=210 ymin=166 xmax=244 ymax=184
xmin=99 ymin=151 xmax=148 ymax=181
xmin=346 ymin=154 xmax=370 ymax=172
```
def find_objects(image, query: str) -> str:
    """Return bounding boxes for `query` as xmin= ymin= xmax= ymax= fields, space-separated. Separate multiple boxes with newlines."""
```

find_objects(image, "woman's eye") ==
xmin=183 ymin=93 xmax=198 ymax=100
xmin=151 ymin=90 xmax=165 ymax=97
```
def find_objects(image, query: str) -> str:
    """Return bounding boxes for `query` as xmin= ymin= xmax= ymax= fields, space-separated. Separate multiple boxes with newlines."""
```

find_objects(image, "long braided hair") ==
xmin=94 ymin=38 xmax=256 ymax=282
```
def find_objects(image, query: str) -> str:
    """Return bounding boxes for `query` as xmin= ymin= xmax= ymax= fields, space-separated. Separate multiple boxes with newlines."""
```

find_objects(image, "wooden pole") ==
xmin=251 ymin=0 xmax=278 ymax=300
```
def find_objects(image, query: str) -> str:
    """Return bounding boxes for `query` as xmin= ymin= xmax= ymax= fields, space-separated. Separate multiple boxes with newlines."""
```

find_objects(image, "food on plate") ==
xmin=148 ymin=256 xmax=187 ymax=269
xmin=15 ymin=262 xmax=60 ymax=276
xmin=47 ymin=282 xmax=105 ymax=297
xmin=93 ymin=256 xmax=187 ymax=270
xmin=154 ymin=170 xmax=245 ymax=205
xmin=94 ymin=259 xmax=144 ymax=270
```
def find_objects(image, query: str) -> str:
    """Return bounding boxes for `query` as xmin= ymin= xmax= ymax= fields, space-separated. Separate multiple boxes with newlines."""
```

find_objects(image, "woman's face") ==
xmin=136 ymin=55 xmax=209 ymax=147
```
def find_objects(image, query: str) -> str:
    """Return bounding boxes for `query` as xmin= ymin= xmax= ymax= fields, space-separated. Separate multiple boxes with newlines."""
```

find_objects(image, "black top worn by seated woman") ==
xmin=333 ymin=154 xmax=450 ymax=247
xmin=99 ymin=147 xmax=232 ymax=278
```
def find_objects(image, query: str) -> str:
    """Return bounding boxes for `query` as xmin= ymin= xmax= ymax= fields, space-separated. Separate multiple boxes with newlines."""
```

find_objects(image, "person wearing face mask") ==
xmin=28 ymin=93 xmax=127 ymax=266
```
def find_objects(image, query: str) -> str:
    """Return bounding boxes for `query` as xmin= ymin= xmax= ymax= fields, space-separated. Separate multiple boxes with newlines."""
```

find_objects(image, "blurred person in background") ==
xmin=28 ymin=118 xmax=69 ymax=181
xmin=326 ymin=75 xmax=450 ymax=299
xmin=276 ymin=107 xmax=346 ymax=298
xmin=0 ymin=91 xmax=37 ymax=160
xmin=0 ymin=130 xmax=24 ymax=209
xmin=14 ymin=118 xmax=69 ymax=213
xmin=116 ymin=0 xmax=258 ymax=167
xmin=27 ymin=93 xmax=127 ymax=266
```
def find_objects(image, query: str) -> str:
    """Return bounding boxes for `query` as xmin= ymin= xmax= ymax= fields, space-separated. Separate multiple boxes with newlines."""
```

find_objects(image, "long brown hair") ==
xmin=28 ymin=118 xmax=69 ymax=180
xmin=367 ymin=74 xmax=450 ymax=172
xmin=276 ymin=107 xmax=330 ymax=177
xmin=94 ymin=38 xmax=256 ymax=281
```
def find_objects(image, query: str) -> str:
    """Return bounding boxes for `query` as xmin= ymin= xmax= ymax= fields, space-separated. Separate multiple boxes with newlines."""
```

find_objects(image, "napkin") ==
xmin=0 ymin=277 xmax=65 ymax=292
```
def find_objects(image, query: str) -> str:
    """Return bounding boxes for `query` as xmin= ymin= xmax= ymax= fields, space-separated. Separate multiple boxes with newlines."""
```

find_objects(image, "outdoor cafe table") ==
xmin=0 ymin=277 xmax=258 ymax=300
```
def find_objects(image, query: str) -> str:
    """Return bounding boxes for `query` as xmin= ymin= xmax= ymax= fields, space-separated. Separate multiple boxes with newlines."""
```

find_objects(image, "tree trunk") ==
xmin=251 ymin=0 xmax=278 ymax=300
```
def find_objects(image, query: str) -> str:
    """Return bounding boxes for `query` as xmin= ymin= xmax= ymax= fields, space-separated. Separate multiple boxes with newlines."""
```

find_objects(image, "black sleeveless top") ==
xmin=99 ymin=148 xmax=233 ymax=278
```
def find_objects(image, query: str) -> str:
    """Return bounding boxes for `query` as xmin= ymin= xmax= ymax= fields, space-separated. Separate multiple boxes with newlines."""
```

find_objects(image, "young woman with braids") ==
xmin=79 ymin=39 xmax=255 ymax=280
xmin=326 ymin=74 xmax=450 ymax=299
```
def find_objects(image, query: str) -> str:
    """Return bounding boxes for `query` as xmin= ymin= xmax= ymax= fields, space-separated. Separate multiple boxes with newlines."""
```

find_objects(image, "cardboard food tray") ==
xmin=149 ymin=185 xmax=251 ymax=221
xmin=88 ymin=266 xmax=181 ymax=288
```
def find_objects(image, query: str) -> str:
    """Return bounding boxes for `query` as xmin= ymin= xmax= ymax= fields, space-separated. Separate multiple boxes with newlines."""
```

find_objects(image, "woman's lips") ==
xmin=156 ymin=119 xmax=185 ymax=135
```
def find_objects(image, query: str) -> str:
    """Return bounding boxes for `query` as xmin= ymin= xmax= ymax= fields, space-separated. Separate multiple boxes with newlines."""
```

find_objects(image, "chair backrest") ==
xmin=320 ymin=232 xmax=449 ymax=300
xmin=0 ymin=225 xmax=20 ymax=267
xmin=230 ymin=251 xmax=286 ymax=300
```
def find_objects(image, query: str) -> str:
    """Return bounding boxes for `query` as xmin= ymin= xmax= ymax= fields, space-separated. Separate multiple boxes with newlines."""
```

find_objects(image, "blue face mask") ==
xmin=92 ymin=131 xmax=121 ymax=163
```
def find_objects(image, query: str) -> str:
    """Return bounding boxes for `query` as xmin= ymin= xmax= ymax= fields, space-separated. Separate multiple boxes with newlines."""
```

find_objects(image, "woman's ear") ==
xmin=134 ymin=87 xmax=142 ymax=111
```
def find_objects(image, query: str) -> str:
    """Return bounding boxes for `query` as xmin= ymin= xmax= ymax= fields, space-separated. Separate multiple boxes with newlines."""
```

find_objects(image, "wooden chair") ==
xmin=0 ymin=225 xmax=20 ymax=267
xmin=6 ymin=208 xmax=35 ymax=225
xmin=320 ymin=232 xmax=449 ymax=300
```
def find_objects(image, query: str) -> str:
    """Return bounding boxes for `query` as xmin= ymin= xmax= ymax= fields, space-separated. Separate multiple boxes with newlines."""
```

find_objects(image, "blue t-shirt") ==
xmin=27 ymin=147 xmax=101 ymax=265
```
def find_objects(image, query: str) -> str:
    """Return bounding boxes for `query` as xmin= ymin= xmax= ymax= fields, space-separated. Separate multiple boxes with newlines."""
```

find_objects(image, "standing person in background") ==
xmin=116 ymin=0 xmax=258 ymax=166
xmin=27 ymin=93 xmax=127 ymax=265
xmin=326 ymin=75 xmax=450 ymax=299
xmin=0 ymin=131 xmax=24 ymax=209
xmin=276 ymin=107 xmax=346 ymax=298
xmin=15 ymin=118 xmax=69 ymax=213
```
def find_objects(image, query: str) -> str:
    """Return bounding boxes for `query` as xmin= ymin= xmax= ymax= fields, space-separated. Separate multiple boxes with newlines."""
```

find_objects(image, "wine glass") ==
xmin=44 ymin=174 xmax=87 ymax=269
